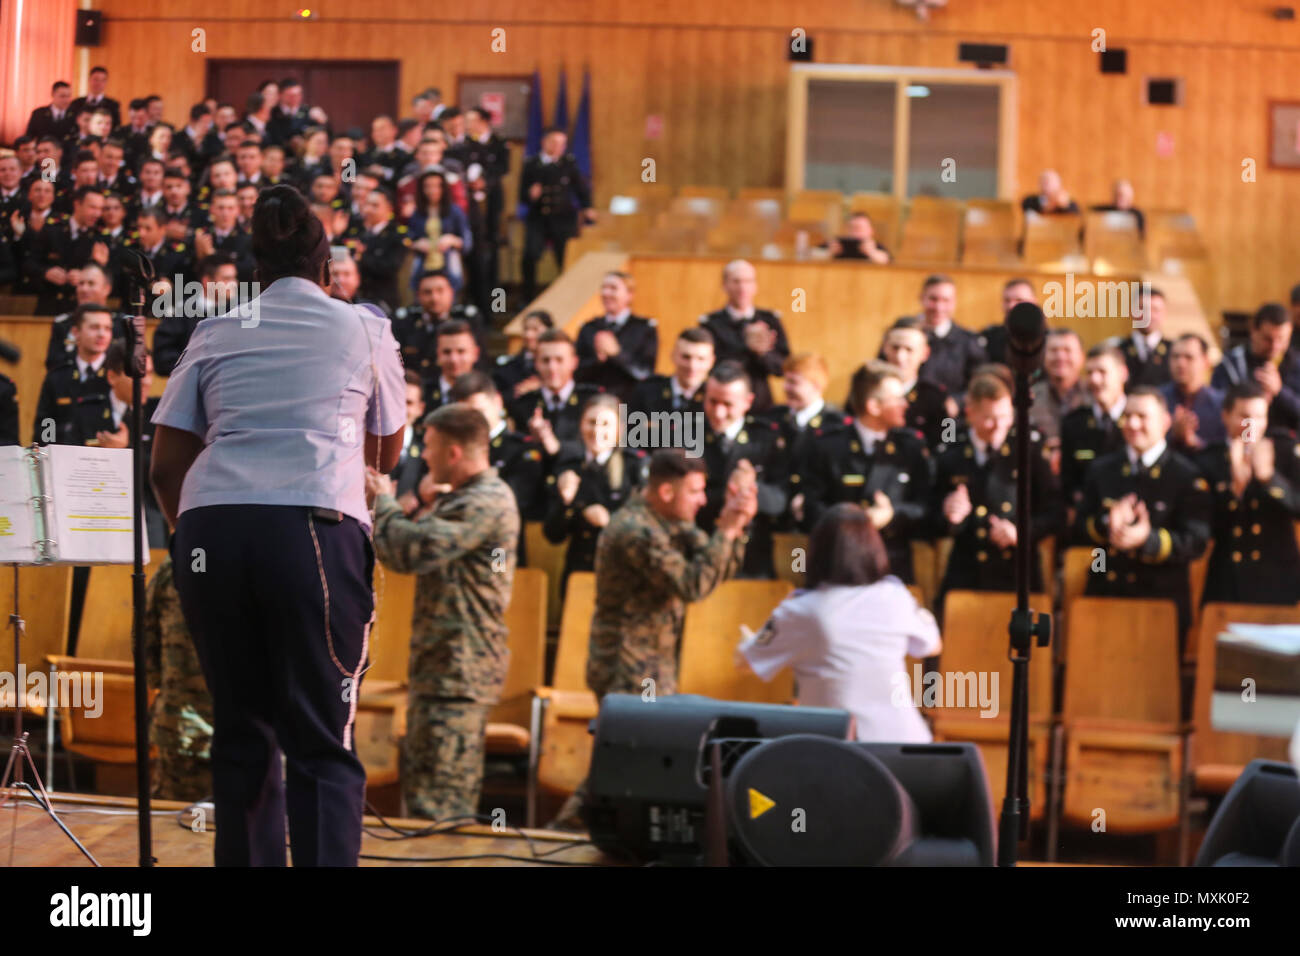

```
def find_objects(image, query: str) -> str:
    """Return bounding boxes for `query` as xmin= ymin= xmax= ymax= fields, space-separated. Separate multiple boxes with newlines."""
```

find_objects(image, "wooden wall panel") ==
xmin=621 ymin=258 xmax=1140 ymax=407
xmin=85 ymin=0 xmax=1300 ymax=312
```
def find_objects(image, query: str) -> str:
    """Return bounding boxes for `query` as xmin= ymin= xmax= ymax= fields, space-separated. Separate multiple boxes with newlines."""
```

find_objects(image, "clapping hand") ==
xmin=364 ymin=466 xmax=394 ymax=506
xmin=865 ymin=490 xmax=894 ymax=529
xmin=942 ymin=483 xmax=971 ymax=525
xmin=743 ymin=322 xmax=776 ymax=356
xmin=988 ymin=515 xmax=1018 ymax=548
xmin=556 ymin=469 xmax=581 ymax=505
xmin=528 ymin=405 xmax=560 ymax=456
xmin=593 ymin=329 xmax=621 ymax=361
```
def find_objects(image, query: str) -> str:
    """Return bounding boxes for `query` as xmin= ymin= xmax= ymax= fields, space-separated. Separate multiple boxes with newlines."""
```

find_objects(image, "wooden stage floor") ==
xmin=0 ymin=790 xmax=609 ymax=867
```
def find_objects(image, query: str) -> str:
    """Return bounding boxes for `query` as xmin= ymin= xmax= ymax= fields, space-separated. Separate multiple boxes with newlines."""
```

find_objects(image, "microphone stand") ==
xmin=127 ymin=253 xmax=156 ymax=867
xmin=997 ymin=317 xmax=1052 ymax=868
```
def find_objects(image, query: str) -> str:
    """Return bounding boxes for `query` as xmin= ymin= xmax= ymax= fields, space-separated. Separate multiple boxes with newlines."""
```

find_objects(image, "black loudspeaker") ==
xmin=1100 ymin=49 xmax=1127 ymax=74
xmin=1146 ymin=78 xmax=1180 ymax=106
xmin=1195 ymin=760 xmax=1300 ymax=866
xmin=75 ymin=10 xmax=103 ymax=47
xmin=583 ymin=694 xmax=995 ymax=865
xmin=958 ymin=42 xmax=1008 ymax=66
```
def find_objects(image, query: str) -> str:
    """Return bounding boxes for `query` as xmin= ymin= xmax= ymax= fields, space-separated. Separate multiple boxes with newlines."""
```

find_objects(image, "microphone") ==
xmin=1004 ymin=301 xmax=1046 ymax=376
xmin=0 ymin=339 xmax=20 ymax=364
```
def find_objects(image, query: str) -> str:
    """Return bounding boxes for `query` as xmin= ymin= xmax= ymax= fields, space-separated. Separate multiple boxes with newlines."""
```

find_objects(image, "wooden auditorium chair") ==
xmin=529 ymin=570 xmax=599 ymax=827
xmin=1084 ymin=210 xmax=1147 ymax=274
xmin=1183 ymin=601 xmax=1297 ymax=862
xmin=45 ymin=552 xmax=167 ymax=793
xmin=679 ymin=579 xmax=794 ymax=704
xmin=898 ymin=196 xmax=963 ymax=264
xmin=960 ymin=199 xmax=1019 ymax=267
xmin=1021 ymin=212 xmax=1083 ymax=270
xmin=524 ymin=520 xmax=567 ymax=630
xmin=1047 ymin=596 xmax=1183 ymax=859
xmin=928 ymin=590 xmax=1054 ymax=823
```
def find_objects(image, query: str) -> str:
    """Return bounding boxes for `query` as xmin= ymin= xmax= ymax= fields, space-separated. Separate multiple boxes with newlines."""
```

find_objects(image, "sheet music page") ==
xmin=44 ymin=445 xmax=148 ymax=565
xmin=0 ymin=446 xmax=38 ymax=564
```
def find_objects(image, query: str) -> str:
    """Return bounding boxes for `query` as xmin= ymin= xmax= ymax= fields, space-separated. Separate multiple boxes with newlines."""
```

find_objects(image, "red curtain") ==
xmin=0 ymin=0 xmax=77 ymax=143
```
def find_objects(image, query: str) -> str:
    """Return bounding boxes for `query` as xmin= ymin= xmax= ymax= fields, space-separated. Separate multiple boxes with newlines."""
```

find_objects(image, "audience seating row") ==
xmin=12 ymin=520 xmax=1295 ymax=857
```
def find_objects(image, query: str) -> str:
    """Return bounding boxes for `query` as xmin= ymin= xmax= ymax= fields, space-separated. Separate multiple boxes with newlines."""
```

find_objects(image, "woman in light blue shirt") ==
xmin=738 ymin=502 xmax=941 ymax=743
xmin=150 ymin=185 xmax=407 ymax=867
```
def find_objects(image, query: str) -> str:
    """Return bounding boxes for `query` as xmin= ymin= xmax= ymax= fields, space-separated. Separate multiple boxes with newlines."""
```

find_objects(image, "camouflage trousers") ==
xmin=151 ymin=749 xmax=212 ymax=804
xmin=402 ymin=697 xmax=491 ymax=821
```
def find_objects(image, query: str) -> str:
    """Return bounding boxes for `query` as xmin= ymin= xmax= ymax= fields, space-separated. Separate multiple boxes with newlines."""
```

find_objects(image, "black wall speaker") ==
xmin=1146 ymin=78 xmax=1181 ymax=105
xmin=958 ymin=42 xmax=1008 ymax=66
xmin=75 ymin=11 xmax=103 ymax=47
xmin=1100 ymin=49 xmax=1127 ymax=74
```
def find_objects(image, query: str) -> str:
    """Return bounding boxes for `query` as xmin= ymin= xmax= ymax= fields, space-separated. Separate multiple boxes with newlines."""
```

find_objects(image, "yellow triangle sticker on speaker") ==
xmin=748 ymin=787 xmax=776 ymax=819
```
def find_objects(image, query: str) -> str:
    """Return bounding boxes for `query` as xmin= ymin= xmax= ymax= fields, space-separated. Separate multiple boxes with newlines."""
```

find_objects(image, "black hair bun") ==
xmin=251 ymin=184 xmax=327 ymax=281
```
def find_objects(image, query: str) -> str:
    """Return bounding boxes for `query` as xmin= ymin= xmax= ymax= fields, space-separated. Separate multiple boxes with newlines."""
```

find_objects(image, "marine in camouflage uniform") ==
xmin=586 ymin=492 xmax=746 ymax=698
xmin=550 ymin=487 xmax=747 ymax=828
xmin=143 ymin=553 xmax=214 ymax=802
xmin=371 ymin=467 xmax=519 ymax=821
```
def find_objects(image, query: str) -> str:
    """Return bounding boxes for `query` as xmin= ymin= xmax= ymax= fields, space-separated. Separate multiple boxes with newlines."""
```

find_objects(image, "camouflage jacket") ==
xmin=587 ymin=493 xmax=746 ymax=698
xmin=143 ymin=555 xmax=213 ymax=758
xmin=372 ymin=468 xmax=520 ymax=703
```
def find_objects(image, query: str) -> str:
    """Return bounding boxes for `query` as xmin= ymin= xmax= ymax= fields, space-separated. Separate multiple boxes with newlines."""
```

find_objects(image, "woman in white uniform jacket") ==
xmin=738 ymin=502 xmax=940 ymax=742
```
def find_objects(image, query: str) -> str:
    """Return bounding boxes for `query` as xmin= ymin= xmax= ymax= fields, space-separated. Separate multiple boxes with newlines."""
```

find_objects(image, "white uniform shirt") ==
xmin=739 ymin=578 xmax=942 ymax=743
xmin=152 ymin=277 xmax=407 ymax=532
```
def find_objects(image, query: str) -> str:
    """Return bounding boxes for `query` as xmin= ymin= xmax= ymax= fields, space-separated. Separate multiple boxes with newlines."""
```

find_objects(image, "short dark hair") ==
xmin=1223 ymin=381 xmax=1267 ymax=410
xmin=678 ymin=326 xmax=714 ymax=347
xmin=1253 ymin=302 xmax=1291 ymax=328
xmin=1086 ymin=342 xmax=1127 ymax=366
xmin=163 ymin=166 xmax=188 ymax=181
xmin=403 ymin=369 xmax=423 ymax=389
xmin=541 ymin=124 xmax=564 ymax=137
xmin=922 ymin=274 xmax=954 ymax=292
xmin=1172 ymin=332 xmax=1209 ymax=355
xmin=1140 ymin=285 xmax=1165 ymax=303
xmin=135 ymin=208 xmax=164 ymax=228
xmin=198 ymin=252 xmax=235 ymax=281
xmin=280 ymin=77 xmax=301 ymax=91
xmin=52 ymin=81 xmax=70 ymax=93
xmin=1125 ymin=384 xmax=1166 ymax=405
xmin=72 ymin=303 xmax=114 ymax=329
xmin=449 ymin=370 xmax=499 ymax=402
xmin=90 ymin=66 xmax=108 ymax=77
xmin=847 ymin=360 xmax=902 ymax=417
xmin=417 ymin=269 xmax=453 ymax=287
xmin=708 ymin=359 xmax=751 ymax=391
xmin=1290 ymin=283 xmax=1300 ymax=307
xmin=466 ymin=106 xmax=490 ymax=123
xmin=436 ymin=319 xmax=474 ymax=342
xmin=967 ymin=372 xmax=1012 ymax=403
xmin=421 ymin=402 xmax=489 ymax=453
xmin=1046 ymin=327 xmax=1083 ymax=346
xmin=888 ymin=315 xmax=927 ymax=334
xmin=102 ymin=137 xmax=126 ymax=154
xmin=522 ymin=309 xmax=554 ymax=329
xmin=72 ymin=184 xmax=101 ymax=204
xmin=537 ymin=329 xmax=575 ymax=351
xmin=105 ymin=338 xmax=150 ymax=376
xmin=647 ymin=448 xmax=707 ymax=487
xmin=1003 ymin=276 xmax=1034 ymax=292
xmin=806 ymin=503 xmax=890 ymax=588
xmin=190 ymin=103 xmax=211 ymax=121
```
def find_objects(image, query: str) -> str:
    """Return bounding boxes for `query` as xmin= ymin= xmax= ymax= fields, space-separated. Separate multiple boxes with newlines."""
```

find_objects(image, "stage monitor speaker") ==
xmin=958 ymin=42 xmax=1007 ymax=67
xmin=1100 ymin=49 xmax=1127 ymax=74
xmin=75 ymin=11 xmax=103 ymax=47
xmin=1195 ymin=760 xmax=1300 ymax=867
xmin=584 ymin=694 xmax=995 ymax=865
